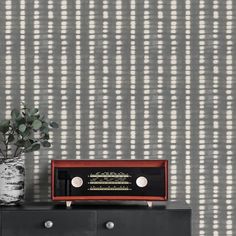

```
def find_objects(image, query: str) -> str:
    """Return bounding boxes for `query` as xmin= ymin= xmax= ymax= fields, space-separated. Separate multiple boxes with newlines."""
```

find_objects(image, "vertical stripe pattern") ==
xmin=0 ymin=1 xmax=235 ymax=235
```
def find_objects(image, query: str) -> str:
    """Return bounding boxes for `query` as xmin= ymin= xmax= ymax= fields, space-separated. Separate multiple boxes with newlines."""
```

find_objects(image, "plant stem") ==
xmin=13 ymin=146 xmax=20 ymax=157
xmin=14 ymin=148 xmax=23 ymax=158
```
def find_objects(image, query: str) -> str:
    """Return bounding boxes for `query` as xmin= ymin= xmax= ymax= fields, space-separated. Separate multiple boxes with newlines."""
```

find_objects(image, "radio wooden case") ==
xmin=51 ymin=160 xmax=168 ymax=207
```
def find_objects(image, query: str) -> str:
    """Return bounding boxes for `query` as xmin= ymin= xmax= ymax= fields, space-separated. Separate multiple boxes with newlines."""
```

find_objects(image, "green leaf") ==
xmin=19 ymin=124 xmax=27 ymax=133
xmin=21 ymin=127 xmax=31 ymax=138
xmin=24 ymin=142 xmax=40 ymax=153
xmin=15 ymin=116 xmax=25 ymax=126
xmin=41 ymin=140 xmax=51 ymax=147
xmin=15 ymin=139 xmax=25 ymax=147
xmin=8 ymin=134 xmax=14 ymax=142
xmin=42 ymin=133 xmax=49 ymax=140
xmin=40 ymin=123 xmax=49 ymax=134
xmin=32 ymin=120 xmax=42 ymax=130
xmin=11 ymin=109 xmax=20 ymax=120
xmin=34 ymin=114 xmax=40 ymax=119
xmin=29 ymin=108 xmax=39 ymax=115
xmin=24 ymin=140 xmax=32 ymax=148
xmin=49 ymin=121 xmax=59 ymax=129
xmin=26 ymin=116 xmax=34 ymax=124
xmin=40 ymin=115 xmax=45 ymax=120
xmin=31 ymin=143 xmax=41 ymax=151
xmin=0 ymin=120 xmax=10 ymax=133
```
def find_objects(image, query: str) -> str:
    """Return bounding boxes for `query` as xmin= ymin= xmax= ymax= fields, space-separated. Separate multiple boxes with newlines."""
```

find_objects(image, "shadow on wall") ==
xmin=25 ymin=152 xmax=52 ymax=202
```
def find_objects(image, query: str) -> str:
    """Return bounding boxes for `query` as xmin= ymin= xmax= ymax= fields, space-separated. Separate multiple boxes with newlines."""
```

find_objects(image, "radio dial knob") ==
xmin=136 ymin=176 xmax=148 ymax=188
xmin=71 ymin=177 xmax=83 ymax=188
xmin=106 ymin=221 xmax=115 ymax=230
xmin=44 ymin=220 xmax=53 ymax=229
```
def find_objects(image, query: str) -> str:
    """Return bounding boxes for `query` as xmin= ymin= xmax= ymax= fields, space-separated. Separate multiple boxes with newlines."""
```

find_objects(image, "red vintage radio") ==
xmin=51 ymin=160 xmax=168 ymax=207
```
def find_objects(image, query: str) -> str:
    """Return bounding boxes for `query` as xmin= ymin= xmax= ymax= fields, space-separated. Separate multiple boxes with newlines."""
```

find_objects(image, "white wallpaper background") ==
xmin=0 ymin=0 xmax=235 ymax=235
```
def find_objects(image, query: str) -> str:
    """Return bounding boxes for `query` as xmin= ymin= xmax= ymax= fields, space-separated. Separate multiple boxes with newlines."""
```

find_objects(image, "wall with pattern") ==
xmin=0 ymin=0 xmax=235 ymax=235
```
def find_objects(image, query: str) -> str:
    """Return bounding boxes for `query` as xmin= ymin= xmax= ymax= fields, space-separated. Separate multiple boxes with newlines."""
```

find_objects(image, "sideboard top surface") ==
xmin=0 ymin=201 xmax=191 ymax=211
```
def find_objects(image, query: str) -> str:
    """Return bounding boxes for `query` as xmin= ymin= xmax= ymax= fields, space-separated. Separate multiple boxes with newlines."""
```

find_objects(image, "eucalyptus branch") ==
xmin=13 ymin=146 xmax=21 ymax=158
xmin=14 ymin=147 xmax=24 ymax=158
xmin=0 ymin=105 xmax=58 ymax=160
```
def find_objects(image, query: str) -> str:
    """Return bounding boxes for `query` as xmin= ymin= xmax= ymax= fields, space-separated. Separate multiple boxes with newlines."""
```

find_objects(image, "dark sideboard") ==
xmin=0 ymin=202 xmax=191 ymax=236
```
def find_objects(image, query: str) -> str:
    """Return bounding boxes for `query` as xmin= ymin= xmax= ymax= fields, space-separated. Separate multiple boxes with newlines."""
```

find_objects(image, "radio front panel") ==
xmin=51 ymin=160 xmax=168 ymax=201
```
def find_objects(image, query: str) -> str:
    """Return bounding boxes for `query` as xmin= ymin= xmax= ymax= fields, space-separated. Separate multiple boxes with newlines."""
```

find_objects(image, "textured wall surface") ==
xmin=0 ymin=0 xmax=235 ymax=235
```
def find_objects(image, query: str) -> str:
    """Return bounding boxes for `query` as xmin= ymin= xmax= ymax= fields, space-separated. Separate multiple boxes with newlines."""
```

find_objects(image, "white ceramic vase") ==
xmin=0 ymin=157 xmax=25 ymax=205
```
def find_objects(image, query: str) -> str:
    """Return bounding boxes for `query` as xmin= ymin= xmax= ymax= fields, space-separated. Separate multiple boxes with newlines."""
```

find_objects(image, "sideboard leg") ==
xmin=66 ymin=201 xmax=72 ymax=208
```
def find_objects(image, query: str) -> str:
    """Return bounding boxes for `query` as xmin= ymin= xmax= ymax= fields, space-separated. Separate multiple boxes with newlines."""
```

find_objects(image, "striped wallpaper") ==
xmin=0 ymin=0 xmax=235 ymax=235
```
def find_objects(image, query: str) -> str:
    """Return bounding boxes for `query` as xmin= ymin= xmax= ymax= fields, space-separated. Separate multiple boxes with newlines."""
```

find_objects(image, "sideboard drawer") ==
xmin=97 ymin=209 xmax=191 ymax=236
xmin=97 ymin=210 xmax=168 ymax=236
xmin=2 ymin=210 xmax=96 ymax=236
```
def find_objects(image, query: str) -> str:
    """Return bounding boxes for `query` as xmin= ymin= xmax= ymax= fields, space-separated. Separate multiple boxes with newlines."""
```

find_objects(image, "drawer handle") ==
xmin=105 ymin=221 xmax=115 ymax=230
xmin=44 ymin=220 xmax=53 ymax=229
